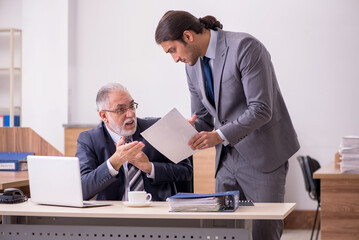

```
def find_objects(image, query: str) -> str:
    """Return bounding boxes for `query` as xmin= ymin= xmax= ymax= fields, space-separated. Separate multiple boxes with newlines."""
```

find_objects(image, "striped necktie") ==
xmin=125 ymin=137 xmax=144 ymax=191
xmin=203 ymin=56 xmax=215 ymax=107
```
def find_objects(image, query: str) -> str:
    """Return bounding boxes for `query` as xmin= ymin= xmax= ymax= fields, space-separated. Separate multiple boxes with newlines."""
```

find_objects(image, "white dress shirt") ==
xmin=104 ymin=124 xmax=154 ymax=200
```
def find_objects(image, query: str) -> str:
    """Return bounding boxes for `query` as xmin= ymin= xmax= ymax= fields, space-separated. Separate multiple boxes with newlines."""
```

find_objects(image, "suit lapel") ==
xmin=132 ymin=120 xmax=142 ymax=142
xmin=100 ymin=122 xmax=117 ymax=154
xmin=213 ymin=30 xmax=229 ymax=112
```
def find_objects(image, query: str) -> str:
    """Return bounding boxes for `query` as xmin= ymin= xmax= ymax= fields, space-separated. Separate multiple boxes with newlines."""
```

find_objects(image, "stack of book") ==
xmin=167 ymin=190 xmax=244 ymax=212
xmin=339 ymin=136 xmax=359 ymax=173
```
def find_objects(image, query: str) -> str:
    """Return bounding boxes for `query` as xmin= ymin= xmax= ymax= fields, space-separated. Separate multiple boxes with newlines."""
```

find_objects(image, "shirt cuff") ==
xmin=107 ymin=159 xmax=119 ymax=177
xmin=146 ymin=163 xmax=155 ymax=179
xmin=216 ymin=129 xmax=230 ymax=146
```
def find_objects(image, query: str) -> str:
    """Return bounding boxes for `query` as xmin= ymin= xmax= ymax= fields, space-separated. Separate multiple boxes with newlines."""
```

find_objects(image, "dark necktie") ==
xmin=203 ymin=56 xmax=215 ymax=107
xmin=125 ymin=137 xmax=144 ymax=191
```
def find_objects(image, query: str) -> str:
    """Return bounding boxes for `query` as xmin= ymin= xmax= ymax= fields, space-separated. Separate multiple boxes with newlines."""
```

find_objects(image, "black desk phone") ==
xmin=0 ymin=188 xmax=28 ymax=204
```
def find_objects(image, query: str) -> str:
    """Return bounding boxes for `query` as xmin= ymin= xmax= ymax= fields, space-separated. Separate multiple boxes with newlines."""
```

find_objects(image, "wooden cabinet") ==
xmin=193 ymin=148 xmax=216 ymax=193
xmin=0 ymin=29 xmax=22 ymax=127
xmin=64 ymin=124 xmax=97 ymax=156
xmin=314 ymin=162 xmax=359 ymax=240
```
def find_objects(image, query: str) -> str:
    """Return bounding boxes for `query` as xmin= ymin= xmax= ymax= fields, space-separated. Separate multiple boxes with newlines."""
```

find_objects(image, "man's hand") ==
xmin=109 ymin=136 xmax=145 ymax=170
xmin=187 ymin=114 xmax=197 ymax=126
xmin=188 ymin=130 xmax=223 ymax=150
xmin=129 ymin=151 xmax=152 ymax=174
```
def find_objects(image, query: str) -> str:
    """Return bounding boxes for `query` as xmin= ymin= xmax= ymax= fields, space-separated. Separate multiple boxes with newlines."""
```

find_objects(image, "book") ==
xmin=2 ymin=115 xmax=20 ymax=127
xmin=0 ymin=152 xmax=34 ymax=171
xmin=167 ymin=190 xmax=249 ymax=212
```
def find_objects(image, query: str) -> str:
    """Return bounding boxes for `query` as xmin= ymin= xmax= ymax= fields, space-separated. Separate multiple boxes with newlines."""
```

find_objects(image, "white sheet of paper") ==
xmin=141 ymin=108 xmax=199 ymax=163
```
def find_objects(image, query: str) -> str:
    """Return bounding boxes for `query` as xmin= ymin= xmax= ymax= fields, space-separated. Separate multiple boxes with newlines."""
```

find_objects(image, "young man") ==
xmin=76 ymin=83 xmax=193 ymax=201
xmin=155 ymin=11 xmax=300 ymax=240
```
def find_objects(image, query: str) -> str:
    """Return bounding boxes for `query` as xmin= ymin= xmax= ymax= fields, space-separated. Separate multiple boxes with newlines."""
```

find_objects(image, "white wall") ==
xmin=68 ymin=0 xmax=191 ymax=124
xmin=21 ymin=0 xmax=68 ymax=152
xmin=1 ymin=0 xmax=359 ymax=210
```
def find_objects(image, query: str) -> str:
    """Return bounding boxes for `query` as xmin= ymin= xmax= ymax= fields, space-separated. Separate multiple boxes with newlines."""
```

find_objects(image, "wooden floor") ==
xmin=282 ymin=229 xmax=320 ymax=240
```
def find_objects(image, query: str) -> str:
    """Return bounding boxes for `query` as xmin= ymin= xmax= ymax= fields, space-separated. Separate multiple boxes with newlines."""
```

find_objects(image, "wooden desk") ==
xmin=314 ymin=161 xmax=359 ymax=240
xmin=0 ymin=201 xmax=295 ymax=240
xmin=0 ymin=171 xmax=28 ymax=191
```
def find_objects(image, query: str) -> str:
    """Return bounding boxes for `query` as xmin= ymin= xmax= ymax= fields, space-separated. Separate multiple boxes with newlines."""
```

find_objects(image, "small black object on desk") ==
xmin=0 ymin=188 xmax=28 ymax=204
xmin=238 ymin=200 xmax=254 ymax=206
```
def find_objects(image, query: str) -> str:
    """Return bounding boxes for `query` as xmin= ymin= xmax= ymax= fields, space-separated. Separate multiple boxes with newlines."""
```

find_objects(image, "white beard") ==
xmin=108 ymin=116 xmax=137 ymax=136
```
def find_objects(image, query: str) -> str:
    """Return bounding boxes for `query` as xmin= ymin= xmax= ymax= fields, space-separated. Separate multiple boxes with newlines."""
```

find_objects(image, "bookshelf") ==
xmin=0 ymin=28 xmax=22 ymax=127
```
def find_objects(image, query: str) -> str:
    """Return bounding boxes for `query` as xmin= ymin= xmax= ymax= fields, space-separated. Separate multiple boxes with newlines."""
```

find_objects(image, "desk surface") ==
xmin=0 ymin=200 xmax=295 ymax=220
xmin=0 ymin=171 xmax=28 ymax=190
xmin=313 ymin=161 xmax=359 ymax=179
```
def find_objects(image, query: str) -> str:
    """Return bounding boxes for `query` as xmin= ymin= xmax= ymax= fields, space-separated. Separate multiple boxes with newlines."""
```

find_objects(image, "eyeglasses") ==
xmin=102 ymin=102 xmax=138 ymax=114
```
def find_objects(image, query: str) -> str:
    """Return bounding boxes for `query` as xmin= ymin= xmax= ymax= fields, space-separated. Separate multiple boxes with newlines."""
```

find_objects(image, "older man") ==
xmin=76 ymin=83 xmax=193 ymax=201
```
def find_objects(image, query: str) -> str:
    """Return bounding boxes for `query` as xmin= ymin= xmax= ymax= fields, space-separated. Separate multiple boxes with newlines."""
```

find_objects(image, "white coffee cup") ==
xmin=128 ymin=191 xmax=152 ymax=204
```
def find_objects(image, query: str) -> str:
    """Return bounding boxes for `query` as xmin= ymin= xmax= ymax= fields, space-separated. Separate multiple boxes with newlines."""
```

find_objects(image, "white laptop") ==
xmin=27 ymin=155 xmax=111 ymax=208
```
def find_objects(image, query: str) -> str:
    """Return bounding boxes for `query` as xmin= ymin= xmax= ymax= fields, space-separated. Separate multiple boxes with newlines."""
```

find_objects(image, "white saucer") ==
xmin=123 ymin=201 xmax=152 ymax=207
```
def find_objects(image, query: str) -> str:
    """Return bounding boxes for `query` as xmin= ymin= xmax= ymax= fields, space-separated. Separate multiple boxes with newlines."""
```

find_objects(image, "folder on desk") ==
xmin=0 ymin=152 xmax=34 ymax=171
xmin=167 ymin=190 xmax=241 ymax=212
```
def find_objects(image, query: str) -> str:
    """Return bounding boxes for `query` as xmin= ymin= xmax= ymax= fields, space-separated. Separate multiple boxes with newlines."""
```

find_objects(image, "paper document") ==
xmin=141 ymin=108 xmax=199 ymax=163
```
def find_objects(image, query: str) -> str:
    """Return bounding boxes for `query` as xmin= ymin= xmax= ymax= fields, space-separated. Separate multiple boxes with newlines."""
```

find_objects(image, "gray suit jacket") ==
xmin=186 ymin=29 xmax=300 ymax=174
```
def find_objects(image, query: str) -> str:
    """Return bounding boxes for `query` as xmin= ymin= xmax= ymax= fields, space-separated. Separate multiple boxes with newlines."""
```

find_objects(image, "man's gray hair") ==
xmin=96 ymin=83 xmax=129 ymax=111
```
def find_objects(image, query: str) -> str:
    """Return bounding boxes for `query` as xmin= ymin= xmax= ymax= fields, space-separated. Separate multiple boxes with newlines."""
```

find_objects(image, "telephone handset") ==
xmin=0 ymin=188 xmax=28 ymax=204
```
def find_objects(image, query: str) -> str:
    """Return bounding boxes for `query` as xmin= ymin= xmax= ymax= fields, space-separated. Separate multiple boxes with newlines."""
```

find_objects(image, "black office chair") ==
xmin=297 ymin=155 xmax=321 ymax=240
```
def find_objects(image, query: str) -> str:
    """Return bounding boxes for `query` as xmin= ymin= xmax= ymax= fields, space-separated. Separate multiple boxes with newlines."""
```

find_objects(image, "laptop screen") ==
xmin=27 ymin=155 xmax=85 ymax=207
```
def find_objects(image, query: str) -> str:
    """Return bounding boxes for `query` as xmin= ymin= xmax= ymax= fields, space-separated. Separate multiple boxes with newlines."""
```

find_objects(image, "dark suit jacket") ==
xmin=186 ymin=29 xmax=300 ymax=174
xmin=76 ymin=118 xmax=193 ymax=201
